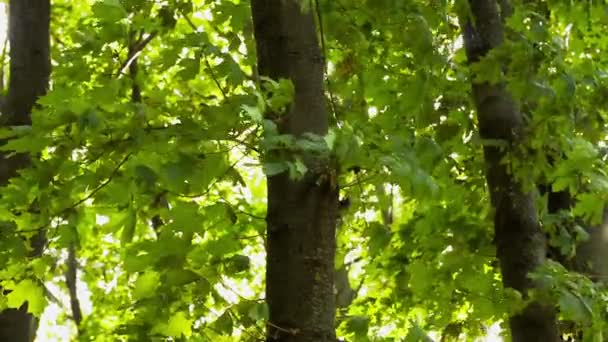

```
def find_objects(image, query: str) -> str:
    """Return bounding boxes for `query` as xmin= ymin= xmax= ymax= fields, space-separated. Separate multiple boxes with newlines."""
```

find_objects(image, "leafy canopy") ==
xmin=0 ymin=0 xmax=606 ymax=341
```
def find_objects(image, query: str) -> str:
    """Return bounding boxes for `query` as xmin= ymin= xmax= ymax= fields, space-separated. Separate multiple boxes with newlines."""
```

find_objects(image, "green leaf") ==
xmin=558 ymin=290 xmax=592 ymax=323
xmin=368 ymin=223 xmax=391 ymax=256
xmin=247 ymin=302 xmax=268 ymax=321
xmin=405 ymin=14 xmax=434 ymax=58
xmin=241 ymin=104 xmax=263 ymax=122
xmin=164 ymin=269 xmax=199 ymax=287
xmin=56 ymin=224 xmax=78 ymax=248
xmin=288 ymin=159 xmax=308 ymax=180
xmin=0 ymin=134 xmax=51 ymax=153
xmin=121 ymin=207 xmax=137 ymax=245
xmin=124 ymin=249 xmax=157 ymax=273
xmin=263 ymin=162 xmax=289 ymax=176
xmin=134 ymin=164 xmax=158 ymax=190
xmin=405 ymin=322 xmax=434 ymax=342
xmin=408 ymin=260 xmax=433 ymax=293
xmin=212 ymin=311 xmax=233 ymax=334
xmin=224 ymin=254 xmax=250 ymax=274
xmin=133 ymin=270 xmax=160 ymax=300
xmin=574 ymin=193 xmax=605 ymax=225
xmin=152 ymin=311 xmax=193 ymax=338
xmin=205 ymin=235 xmax=241 ymax=257
xmin=169 ymin=201 xmax=203 ymax=233
xmin=6 ymin=279 xmax=47 ymax=316
xmin=92 ymin=0 xmax=127 ymax=21
xmin=345 ymin=315 xmax=369 ymax=337
xmin=177 ymin=58 xmax=201 ymax=80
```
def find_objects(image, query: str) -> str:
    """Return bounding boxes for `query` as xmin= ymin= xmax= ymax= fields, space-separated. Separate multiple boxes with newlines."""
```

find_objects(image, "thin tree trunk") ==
xmin=0 ymin=1 xmax=50 ymax=341
xmin=250 ymin=1 xmax=338 ymax=341
xmin=460 ymin=1 xmax=560 ymax=341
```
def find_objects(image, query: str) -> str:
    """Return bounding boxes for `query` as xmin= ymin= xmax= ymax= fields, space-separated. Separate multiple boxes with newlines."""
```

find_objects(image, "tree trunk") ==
xmin=0 ymin=1 xmax=50 ymax=341
xmin=250 ymin=1 xmax=338 ymax=341
xmin=460 ymin=1 xmax=560 ymax=341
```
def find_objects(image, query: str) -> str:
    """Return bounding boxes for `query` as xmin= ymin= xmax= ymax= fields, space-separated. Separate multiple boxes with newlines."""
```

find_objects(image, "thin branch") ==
xmin=65 ymin=242 xmax=83 ymax=332
xmin=220 ymin=137 xmax=260 ymax=153
xmin=339 ymin=171 xmax=378 ymax=189
xmin=237 ymin=234 xmax=265 ymax=240
xmin=43 ymin=284 xmax=64 ymax=308
xmin=172 ymin=154 xmax=246 ymax=198
xmin=128 ymin=30 xmax=143 ymax=103
xmin=0 ymin=33 xmax=7 ymax=93
xmin=218 ymin=196 xmax=265 ymax=220
xmin=51 ymin=32 xmax=66 ymax=48
xmin=237 ymin=211 xmax=265 ymax=221
xmin=68 ymin=152 xmax=132 ymax=209
xmin=117 ymin=32 xmax=158 ymax=78
xmin=20 ymin=152 xmax=133 ymax=236
xmin=314 ymin=0 xmax=339 ymax=125
xmin=267 ymin=321 xmax=299 ymax=336
xmin=180 ymin=12 xmax=228 ymax=100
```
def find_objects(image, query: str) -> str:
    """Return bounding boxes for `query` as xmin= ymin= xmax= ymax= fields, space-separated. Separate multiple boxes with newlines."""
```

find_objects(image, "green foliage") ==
xmin=1 ymin=0 xmax=607 ymax=341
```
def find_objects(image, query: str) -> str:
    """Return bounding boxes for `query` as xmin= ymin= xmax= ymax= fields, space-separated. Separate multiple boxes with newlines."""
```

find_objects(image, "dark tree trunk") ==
xmin=460 ymin=1 xmax=560 ymax=341
xmin=250 ymin=1 xmax=338 ymax=341
xmin=0 ymin=1 xmax=51 ymax=341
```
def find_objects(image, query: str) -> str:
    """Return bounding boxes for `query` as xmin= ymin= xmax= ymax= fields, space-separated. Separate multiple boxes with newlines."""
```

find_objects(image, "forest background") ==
xmin=0 ymin=0 xmax=607 ymax=341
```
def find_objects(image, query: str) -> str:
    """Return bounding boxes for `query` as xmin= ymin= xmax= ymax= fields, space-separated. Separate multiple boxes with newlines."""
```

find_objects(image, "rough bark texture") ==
xmin=0 ymin=1 xmax=51 ymax=341
xmin=250 ymin=1 xmax=338 ymax=341
xmin=460 ymin=1 xmax=560 ymax=341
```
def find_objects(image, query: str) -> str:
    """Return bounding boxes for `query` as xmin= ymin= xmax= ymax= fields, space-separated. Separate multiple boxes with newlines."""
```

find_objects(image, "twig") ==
xmin=180 ymin=12 xmax=228 ymax=99
xmin=20 ymin=152 xmax=133 ymax=235
xmin=339 ymin=171 xmax=378 ymax=189
xmin=43 ymin=283 xmax=66 ymax=309
xmin=221 ymin=137 xmax=260 ymax=153
xmin=237 ymin=234 xmax=264 ymax=240
xmin=266 ymin=321 xmax=299 ymax=336
xmin=68 ymin=152 xmax=132 ymax=209
xmin=172 ymin=154 xmax=246 ymax=198
xmin=51 ymin=32 xmax=66 ymax=48
xmin=218 ymin=196 xmax=265 ymax=220
xmin=117 ymin=32 xmax=158 ymax=78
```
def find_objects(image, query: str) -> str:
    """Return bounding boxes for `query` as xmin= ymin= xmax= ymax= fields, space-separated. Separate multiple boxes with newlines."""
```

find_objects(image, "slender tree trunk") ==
xmin=250 ymin=1 xmax=338 ymax=341
xmin=0 ymin=1 xmax=50 ymax=341
xmin=460 ymin=1 xmax=560 ymax=341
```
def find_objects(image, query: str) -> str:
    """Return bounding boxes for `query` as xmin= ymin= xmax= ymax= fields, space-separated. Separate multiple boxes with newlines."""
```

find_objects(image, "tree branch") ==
xmin=65 ymin=242 xmax=82 ymax=332
xmin=179 ymin=12 xmax=228 ymax=100
xmin=117 ymin=32 xmax=158 ymax=78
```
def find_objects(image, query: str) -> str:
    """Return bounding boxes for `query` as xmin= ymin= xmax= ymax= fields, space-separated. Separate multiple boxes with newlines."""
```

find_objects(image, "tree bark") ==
xmin=250 ymin=1 xmax=338 ymax=341
xmin=460 ymin=1 xmax=560 ymax=341
xmin=0 ymin=1 xmax=50 ymax=341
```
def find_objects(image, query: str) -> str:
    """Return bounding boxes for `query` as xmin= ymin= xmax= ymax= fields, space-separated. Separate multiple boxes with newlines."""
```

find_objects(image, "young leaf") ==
xmin=133 ymin=270 xmax=160 ymax=300
xmin=6 ymin=279 xmax=47 ymax=316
